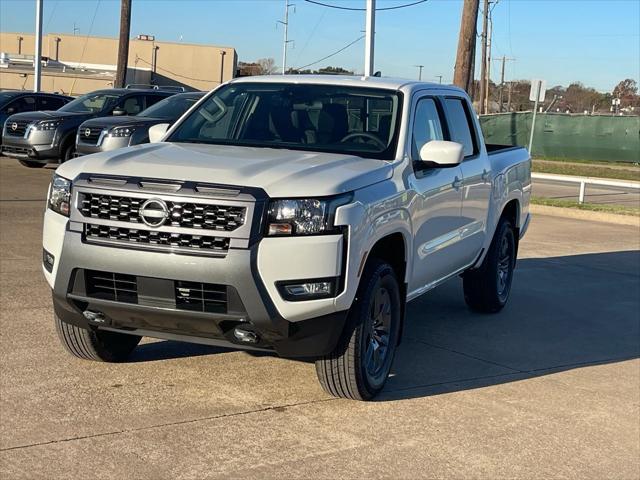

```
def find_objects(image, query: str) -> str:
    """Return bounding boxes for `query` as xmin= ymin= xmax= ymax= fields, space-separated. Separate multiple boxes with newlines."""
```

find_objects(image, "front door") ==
xmin=407 ymin=95 xmax=468 ymax=297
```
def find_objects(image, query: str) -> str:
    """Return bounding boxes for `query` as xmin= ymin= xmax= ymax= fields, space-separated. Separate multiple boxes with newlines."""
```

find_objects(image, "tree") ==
xmin=257 ymin=58 xmax=276 ymax=75
xmin=613 ymin=79 xmax=639 ymax=108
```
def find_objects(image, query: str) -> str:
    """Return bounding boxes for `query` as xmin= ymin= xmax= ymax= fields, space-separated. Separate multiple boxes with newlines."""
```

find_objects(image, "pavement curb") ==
xmin=530 ymin=204 xmax=640 ymax=227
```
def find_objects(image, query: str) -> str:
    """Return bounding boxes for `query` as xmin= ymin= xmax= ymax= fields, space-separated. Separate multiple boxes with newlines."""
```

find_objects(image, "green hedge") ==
xmin=479 ymin=113 xmax=640 ymax=163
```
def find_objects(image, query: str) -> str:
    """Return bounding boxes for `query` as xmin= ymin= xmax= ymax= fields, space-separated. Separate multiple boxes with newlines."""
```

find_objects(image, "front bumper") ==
xmin=1 ymin=130 xmax=58 ymax=160
xmin=44 ymin=208 xmax=348 ymax=358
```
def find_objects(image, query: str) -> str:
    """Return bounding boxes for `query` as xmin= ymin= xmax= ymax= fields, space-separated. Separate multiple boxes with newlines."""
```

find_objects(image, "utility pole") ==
xmin=278 ymin=1 xmax=294 ymax=75
xmin=453 ymin=0 xmax=479 ymax=94
xmin=34 ymin=0 xmax=43 ymax=92
xmin=478 ymin=0 xmax=489 ymax=114
xmin=436 ymin=75 xmax=443 ymax=84
xmin=115 ymin=0 xmax=132 ymax=88
xmin=484 ymin=8 xmax=493 ymax=114
xmin=507 ymin=80 xmax=512 ymax=112
xmin=415 ymin=65 xmax=424 ymax=81
xmin=364 ymin=0 xmax=376 ymax=77
xmin=497 ymin=56 xmax=515 ymax=112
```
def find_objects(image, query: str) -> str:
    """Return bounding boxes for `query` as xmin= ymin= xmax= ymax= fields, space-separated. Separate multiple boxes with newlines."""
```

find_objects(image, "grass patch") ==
xmin=532 ymin=160 xmax=640 ymax=182
xmin=535 ymin=156 xmax=638 ymax=167
xmin=531 ymin=196 xmax=640 ymax=217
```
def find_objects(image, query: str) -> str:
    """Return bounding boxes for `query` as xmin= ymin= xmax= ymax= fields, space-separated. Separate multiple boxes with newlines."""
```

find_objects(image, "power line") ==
xmin=295 ymin=35 xmax=365 ymax=71
xmin=304 ymin=0 xmax=428 ymax=12
xmin=135 ymin=56 xmax=213 ymax=83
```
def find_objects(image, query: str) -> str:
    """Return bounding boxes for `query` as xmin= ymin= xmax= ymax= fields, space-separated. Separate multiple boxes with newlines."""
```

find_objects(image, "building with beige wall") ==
xmin=0 ymin=32 xmax=237 ymax=95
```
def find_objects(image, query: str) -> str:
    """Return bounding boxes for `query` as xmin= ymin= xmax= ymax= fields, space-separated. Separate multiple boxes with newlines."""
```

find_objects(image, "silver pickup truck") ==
xmin=43 ymin=75 xmax=531 ymax=400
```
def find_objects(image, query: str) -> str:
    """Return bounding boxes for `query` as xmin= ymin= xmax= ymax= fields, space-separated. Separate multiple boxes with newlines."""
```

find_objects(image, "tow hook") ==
xmin=83 ymin=310 xmax=107 ymax=324
xmin=233 ymin=327 xmax=259 ymax=344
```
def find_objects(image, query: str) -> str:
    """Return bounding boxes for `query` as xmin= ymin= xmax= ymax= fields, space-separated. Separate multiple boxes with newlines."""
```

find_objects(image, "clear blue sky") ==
xmin=1 ymin=0 xmax=638 ymax=92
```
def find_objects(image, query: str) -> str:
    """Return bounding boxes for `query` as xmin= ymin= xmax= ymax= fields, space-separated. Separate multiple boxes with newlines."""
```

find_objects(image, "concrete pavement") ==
xmin=1 ymin=160 xmax=639 ymax=479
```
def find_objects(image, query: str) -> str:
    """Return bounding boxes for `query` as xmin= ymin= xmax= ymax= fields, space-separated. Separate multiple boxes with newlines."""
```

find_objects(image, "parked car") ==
xmin=43 ymin=76 xmax=531 ymax=400
xmin=2 ymin=87 xmax=175 ymax=168
xmin=75 ymin=91 xmax=205 ymax=156
xmin=0 ymin=90 xmax=72 ymax=151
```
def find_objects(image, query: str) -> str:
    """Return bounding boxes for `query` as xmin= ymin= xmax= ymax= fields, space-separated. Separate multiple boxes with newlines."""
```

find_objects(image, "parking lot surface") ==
xmin=1 ymin=160 xmax=639 ymax=479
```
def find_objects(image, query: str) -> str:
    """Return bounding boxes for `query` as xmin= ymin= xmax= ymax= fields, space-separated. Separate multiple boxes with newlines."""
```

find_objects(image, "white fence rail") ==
xmin=531 ymin=172 xmax=640 ymax=204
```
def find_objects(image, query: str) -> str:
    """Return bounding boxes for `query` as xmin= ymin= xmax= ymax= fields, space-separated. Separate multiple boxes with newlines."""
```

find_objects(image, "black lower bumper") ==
xmin=1 ymin=143 xmax=58 ymax=161
xmin=53 ymin=290 xmax=348 ymax=358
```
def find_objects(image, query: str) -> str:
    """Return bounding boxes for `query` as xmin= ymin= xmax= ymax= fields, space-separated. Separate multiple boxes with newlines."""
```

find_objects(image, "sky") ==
xmin=1 ymin=0 xmax=639 ymax=92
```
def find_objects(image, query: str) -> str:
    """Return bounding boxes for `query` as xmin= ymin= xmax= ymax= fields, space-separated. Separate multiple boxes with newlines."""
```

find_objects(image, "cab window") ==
xmin=444 ymin=98 xmax=477 ymax=157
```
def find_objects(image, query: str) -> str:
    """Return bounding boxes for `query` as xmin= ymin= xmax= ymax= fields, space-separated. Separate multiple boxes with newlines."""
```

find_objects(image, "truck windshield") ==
xmin=167 ymin=83 xmax=402 ymax=160
xmin=59 ymin=93 xmax=119 ymax=113
xmin=138 ymin=94 xmax=201 ymax=120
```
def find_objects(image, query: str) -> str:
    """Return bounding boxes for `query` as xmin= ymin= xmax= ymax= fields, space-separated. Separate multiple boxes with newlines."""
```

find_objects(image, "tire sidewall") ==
xmin=489 ymin=220 xmax=516 ymax=307
xmin=353 ymin=262 xmax=402 ymax=397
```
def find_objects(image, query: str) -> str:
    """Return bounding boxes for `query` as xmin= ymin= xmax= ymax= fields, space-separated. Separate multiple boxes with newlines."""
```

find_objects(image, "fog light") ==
xmin=43 ymin=249 xmax=54 ymax=273
xmin=278 ymin=279 xmax=336 ymax=301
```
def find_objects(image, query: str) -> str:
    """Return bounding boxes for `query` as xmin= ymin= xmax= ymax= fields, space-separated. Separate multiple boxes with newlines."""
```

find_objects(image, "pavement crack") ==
xmin=0 ymin=397 xmax=336 ymax=452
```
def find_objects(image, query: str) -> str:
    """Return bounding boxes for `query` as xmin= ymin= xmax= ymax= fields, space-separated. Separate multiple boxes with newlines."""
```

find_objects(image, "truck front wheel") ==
xmin=315 ymin=259 xmax=401 ymax=400
xmin=55 ymin=315 xmax=141 ymax=362
xmin=463 ymin=217 xmax=516 ymax=313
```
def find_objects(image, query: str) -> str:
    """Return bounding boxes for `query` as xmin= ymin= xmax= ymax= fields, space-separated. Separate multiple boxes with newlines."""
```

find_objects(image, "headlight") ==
xmin=34 ymin=120 xmax=61 ymax=131
xmin=265 ymin=195 xmax=351 ymax=236
xmin=48 ymin=175 xmax=72 ymax=217
xmin=108 ymin=126 xmax=135 ymax=137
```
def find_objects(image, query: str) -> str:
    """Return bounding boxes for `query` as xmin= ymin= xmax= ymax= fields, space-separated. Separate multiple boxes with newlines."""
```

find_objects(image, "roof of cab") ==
xmin=229 ymin=74 xmax=465 ymax=95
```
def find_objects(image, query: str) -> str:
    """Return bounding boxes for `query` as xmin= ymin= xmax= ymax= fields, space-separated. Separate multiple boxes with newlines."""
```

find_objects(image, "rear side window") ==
xmin=38 ymin=96 xmax=67 ymax=110
xmin=120 ymin=95 xmax=145 ymax=115
xmin=7 ymin=96 xmax=37 ymax=114
xmin=145 ymin=94 xmax=166 ymax=109
xmin=444 ymin=98 xmax=477 ymax=157
xmin=412 ymin=97 xmax=444 ymax=159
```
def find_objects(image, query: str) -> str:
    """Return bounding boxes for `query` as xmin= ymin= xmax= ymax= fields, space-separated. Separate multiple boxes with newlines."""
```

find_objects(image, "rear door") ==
xmin=407 ymin=94 xmax=467 ymax=293
xmin=443 ymin=96 xmax=492 ymax=264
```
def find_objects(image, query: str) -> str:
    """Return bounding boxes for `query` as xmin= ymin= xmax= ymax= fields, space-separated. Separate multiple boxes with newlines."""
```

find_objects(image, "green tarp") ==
xmin=479 ymin=113 xmax=640 ymax=163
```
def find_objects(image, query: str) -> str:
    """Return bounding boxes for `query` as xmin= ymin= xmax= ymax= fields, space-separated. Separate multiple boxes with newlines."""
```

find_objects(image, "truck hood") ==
xmin=57 ymin=142 xmax=393 ymax=197
xmin=80 ymin=115 xmax=166 ymax=130
xmin=7 ymin=110 xmax=96 ymax=124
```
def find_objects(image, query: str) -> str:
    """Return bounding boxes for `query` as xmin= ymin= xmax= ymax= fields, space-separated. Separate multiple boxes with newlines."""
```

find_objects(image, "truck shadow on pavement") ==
xmin=130 ymin=250 xmax=640 ymax=400
xmin=380 ymin=249 xmax=640 ymax=400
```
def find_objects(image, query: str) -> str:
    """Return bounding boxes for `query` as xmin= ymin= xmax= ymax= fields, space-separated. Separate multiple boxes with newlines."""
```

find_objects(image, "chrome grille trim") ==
xmin=84 ymin=223 xmax=230 ymax=256
xmin=78 ymin=192 xmax=246 ymax=232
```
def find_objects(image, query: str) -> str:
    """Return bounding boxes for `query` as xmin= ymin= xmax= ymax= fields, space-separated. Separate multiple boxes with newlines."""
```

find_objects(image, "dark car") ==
xmin=76 ymin=91 xmax=205 ymax=156
xmin=1 ymin=87 xmax=175 ymax=168
xmin=0 ymin=91 xmax=72 ymax=151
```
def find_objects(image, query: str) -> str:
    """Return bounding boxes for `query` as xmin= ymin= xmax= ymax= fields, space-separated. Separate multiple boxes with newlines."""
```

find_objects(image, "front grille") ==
xmin=4 ymin=120 xmax=29 ymax=137
xmin=85 ymin=223 xmax=229 ymax=253
xmin=78 ymin=127 xmax=103 ymax=145
xmin=175 ymin=281 xmax=227 ymax=313
xmin=85 ymin=270 xmax=138 ymax=304
xmin=79 ymin=193 xmax=245 ymax=231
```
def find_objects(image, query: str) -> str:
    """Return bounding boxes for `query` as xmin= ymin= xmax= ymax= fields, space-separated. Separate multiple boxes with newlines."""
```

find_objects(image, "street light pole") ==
xmin=34 ymin=0 xmax=43 ymax=92
xmin=415 ymin=65 xmax=424 ymax=81
xmin=279 ymin=1 xmax=294 ymax=74
xmin=364 ymin=0 xmax=376 ymax=77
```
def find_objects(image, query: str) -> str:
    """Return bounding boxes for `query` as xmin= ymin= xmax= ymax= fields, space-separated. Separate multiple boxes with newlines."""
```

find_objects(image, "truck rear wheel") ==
xmin=463 ymin=217 xmax=516 ymax=313
xmin=55 ymin=315 xmax=141 ymax=362
xmin=315 ymin=259 xmax=401 ymax=400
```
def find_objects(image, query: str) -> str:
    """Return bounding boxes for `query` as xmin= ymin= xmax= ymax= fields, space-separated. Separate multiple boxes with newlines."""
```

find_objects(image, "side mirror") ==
xmin=6 ymin=106 xmax=16 ymax=115
xmin=112 ymin=108 xmax=126 ymax=116
xmin=148 ymin=123 xmax=170 ymax=143
xmin=419 ymin=140 xmax=464 ymax=167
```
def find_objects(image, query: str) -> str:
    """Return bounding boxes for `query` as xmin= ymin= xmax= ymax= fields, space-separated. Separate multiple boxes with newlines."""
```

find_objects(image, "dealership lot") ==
xmin=0 ymin=160 xmax=638 ymax=479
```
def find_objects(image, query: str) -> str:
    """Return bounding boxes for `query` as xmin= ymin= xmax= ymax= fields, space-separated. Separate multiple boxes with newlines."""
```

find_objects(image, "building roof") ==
xmin=229 ymin=74 xmax=464 ymax=94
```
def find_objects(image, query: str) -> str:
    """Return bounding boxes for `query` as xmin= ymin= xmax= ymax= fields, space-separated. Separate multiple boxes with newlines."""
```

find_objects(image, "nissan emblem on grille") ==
xmin=139 ymin=199 xmax=169 ymax=227
xmin=84 ymin=128 xmax=91 ymax=137
xmin=11 ymin=122 xmax=17 ymax=131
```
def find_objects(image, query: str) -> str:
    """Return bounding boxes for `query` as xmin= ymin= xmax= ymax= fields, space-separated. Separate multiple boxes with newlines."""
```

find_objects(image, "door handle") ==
xmin=452 ymin=176 xmax=463 ymax=189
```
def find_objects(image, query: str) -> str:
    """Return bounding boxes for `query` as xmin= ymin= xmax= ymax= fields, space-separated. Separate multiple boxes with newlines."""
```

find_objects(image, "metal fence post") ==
xmin=578 ymin=181 xmax=586 ymax=204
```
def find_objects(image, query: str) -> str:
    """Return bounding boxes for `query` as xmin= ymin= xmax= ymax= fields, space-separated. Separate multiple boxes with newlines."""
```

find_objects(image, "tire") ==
xmin=315 ymin=259 xmax=402 ymax=400
xmin=61 ymin=141 xmax=76 ymax=162
xmin=463 ymin=217 xmax=516 ymax=313
xmin=18 ymin=160 xmax=46 ymax=168
xmin=55 ymin=315 xmax=141 ymax=362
